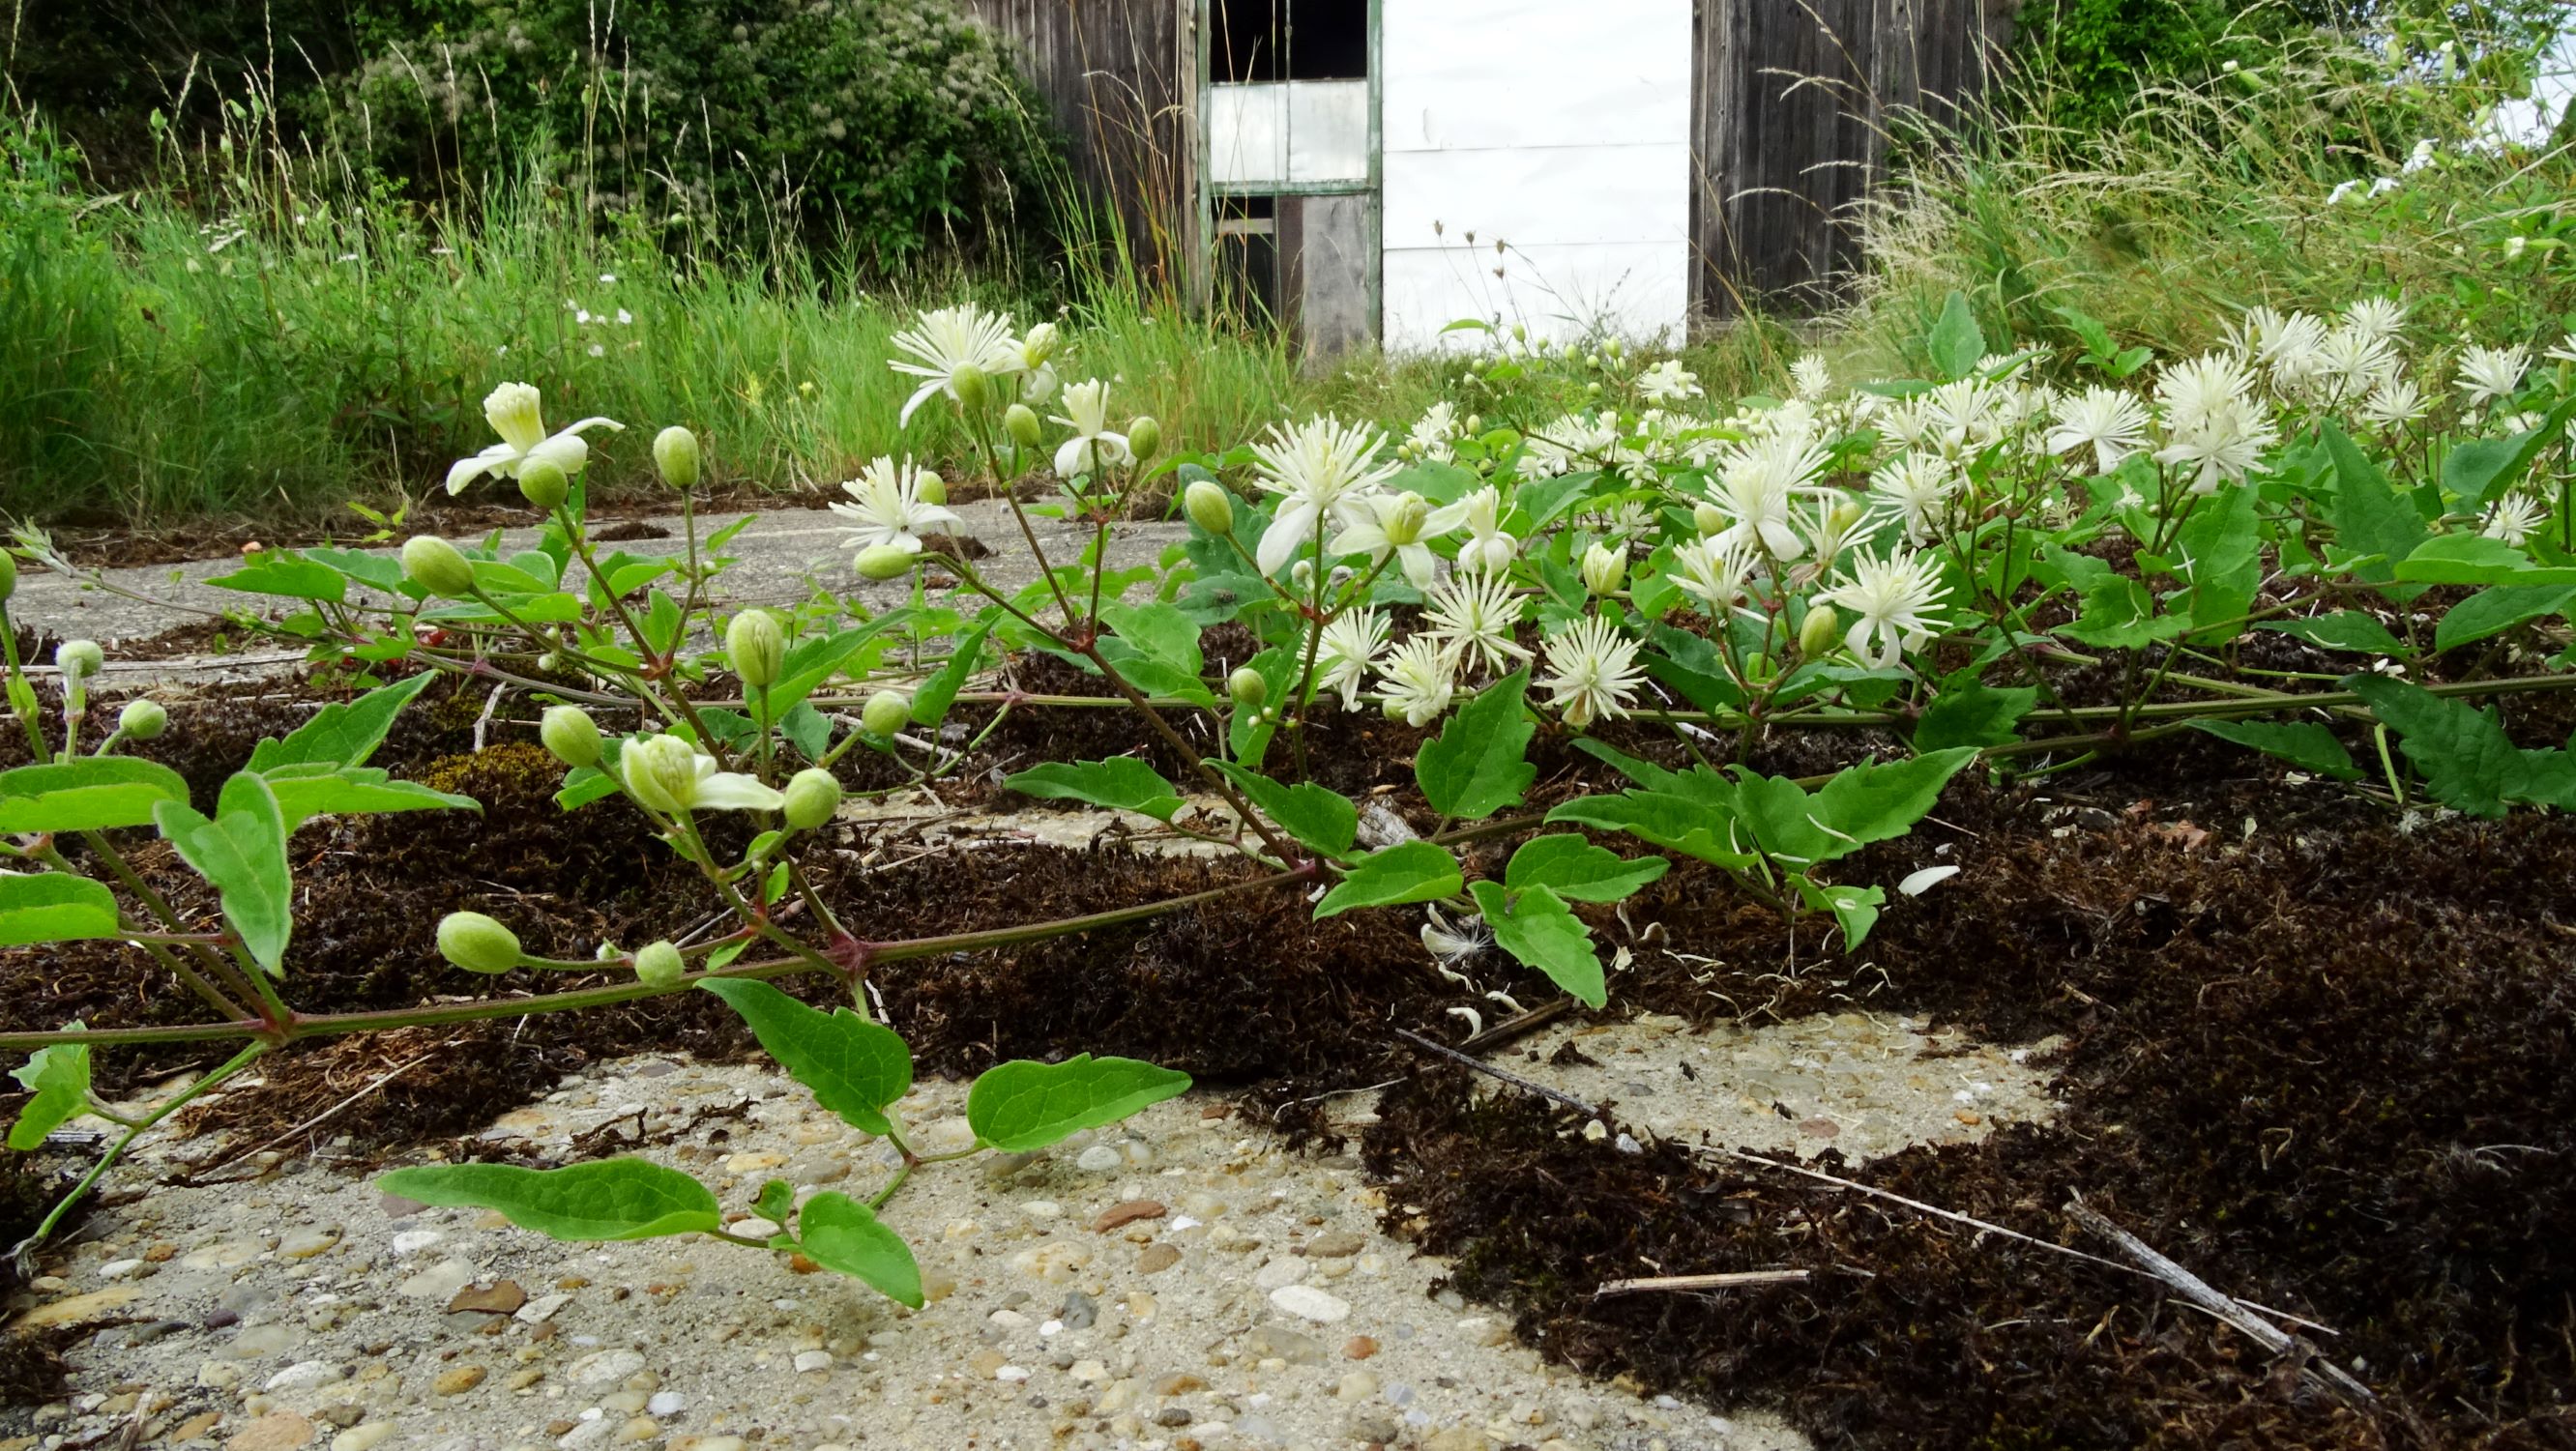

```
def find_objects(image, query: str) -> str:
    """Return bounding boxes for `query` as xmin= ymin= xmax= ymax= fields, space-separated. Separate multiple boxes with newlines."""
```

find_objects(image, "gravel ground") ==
xmin=1 ymin=1009 xmax=2057 ymax=1451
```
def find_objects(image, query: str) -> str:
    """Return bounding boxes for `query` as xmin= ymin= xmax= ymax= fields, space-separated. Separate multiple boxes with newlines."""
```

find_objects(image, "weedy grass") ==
xmin=1836 ymin=23 xmax=2576 ymax=374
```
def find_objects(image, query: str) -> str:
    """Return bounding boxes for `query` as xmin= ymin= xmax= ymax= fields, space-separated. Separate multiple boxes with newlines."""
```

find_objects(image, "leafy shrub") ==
xmin=315 ymin=0 xmax=1062 ymax=265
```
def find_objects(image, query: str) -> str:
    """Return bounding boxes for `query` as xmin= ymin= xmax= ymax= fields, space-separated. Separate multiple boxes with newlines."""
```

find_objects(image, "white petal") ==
xmin=1898 ymin=864 xmax=1961 ymax=897
xmin=524 ymin=431 xmax=592 ymax=479
xmin=1054 ymin=436 xmax=1091 ymax=477
xmin=897 ymin=379 xmax=943 ymax=428
xmin=690 ymin=772 xmax=787 ymax=812
xmin=445 ymin=444 xmax=517 ymax=495
xmin=1257 ymin=500 xmax=1320 ymax=575
xmin=558 ymin=416 xmax=626 ymax=438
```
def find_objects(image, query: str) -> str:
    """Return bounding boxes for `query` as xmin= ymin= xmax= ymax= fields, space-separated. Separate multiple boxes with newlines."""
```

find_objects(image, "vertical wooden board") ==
xmin=1294 ymin=192 xmax=1379 ymax=365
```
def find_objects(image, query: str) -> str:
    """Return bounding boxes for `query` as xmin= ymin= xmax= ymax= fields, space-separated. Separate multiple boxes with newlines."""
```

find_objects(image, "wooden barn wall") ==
xmin=1694 ymin=0 xmax=2018 ymax=316
xmin=961 ymin=0 xmax=1198 ymax=290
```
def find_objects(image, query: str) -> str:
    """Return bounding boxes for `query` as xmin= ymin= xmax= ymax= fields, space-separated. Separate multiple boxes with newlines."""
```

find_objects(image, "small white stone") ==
xmin=1253 ymin=1258 xmax=1307 ymax=1290
xmin=265 ymin=1359 xmax=344 ymax=1391
xmin=515 ymin=1292 xmax=571 ymax=1324
xmin=333 ymin=1425 xmax=398 ymax=1451
xmin=1268 ymin=1285 xmax=1351 ymax=1323
xmin=793 ymin=1349 xmax=834 ymax=1374
xmin=1020 ymin=1200 xmax=1062 ymax=1220
xmin=396 ymin=1257 xmax=479 ymax=1300
xmin=1074 ymin=1145 xmax=1123 ymax=1173
xmin=645 ymin=1391 xmax=685 ymax=1417
xmin=98 ymin=1259 xmax=146 ymax=1281
xmin=994 ymin=1364 xmax=1032 ymax=1383
xmin=568 ymin=1349 xmax=647 ymax=1387
xmin=390 ymin=1230 xmax=445 ymax=1257
xmin=730 ymin=1217 xmax=781 ymax=1240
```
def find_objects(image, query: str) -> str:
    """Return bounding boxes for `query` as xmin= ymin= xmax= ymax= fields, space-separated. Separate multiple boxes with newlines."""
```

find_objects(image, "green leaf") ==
xmin=1467 ymin=881 xmax=1605 ymax=1008
xmin=0 ymin=872 xmax=125 ymax=946
xmin=1927 ymin=290 xmax=1986 ymax=380
xmin=697 ymin=979 xmax=912 ymax=1137
xmin=2442 ymin=393 xmax=2576 ymax=510
xmin=794 ymin=1192 xmax=923 ymax=1307
xmin=1005 ymin=759 xmax=1185 ymax=823
xmin=1207 ymin=762 xmax=1358 ymax=859
xmin=153 ymin=772 xmax=293 ymax=974
xmin=1098 ymin=603 xmax=1205 ymax=676
xmin=2174 ymin=482 xmax=2262 ymax=636
xmin=2347 ymin=674 xmax=2576 ymax=816
xmin=911 ymin=623 xmax=990 ymax=728
xmin=375 ymin=1159 xmax=721 ymax=1241
xmin=264 ymin=767 xmax=477 ymax=829
xmin=1913 ymin=677 xmax=2037 ymax=752
xmin=2436 ymin=585 xmax=2576 ymax=652
xmin=1504 ymin=834 xmax=1668 ymax=903
xmin=2260 ymin=611 xmax=2409 ymax=655
xmin=2188 ymin=719 xmax=2361 ymax=780
xmin=249 ymin=673 xmax=436 ymax=772
xmin=1546 ymin=790 xmax=1755 ymax=869
xmin=9 ymin=1033 xmax=92 ymax=1150
xmin=0 ymin=758 xmax=190 ymax=833
xmin=966 ymin=1055 xmax=1192 ymax=1152
xmin=2320 ymin=421 xmax=2430 ymax=598
xmin=1314 ymin=840 xmax=1463 ymax=918
xmin=206 ymin=551 xmax=347 ymax=603
xmin=1414 ymin=670 xmax=1537 ymax=820
xmin=1792 ymin=876 xmax=1884 ymax=951
xmin=305 ymin=546 xmax=409 ymax=595
xmin=1810 ymin=749 xmax=1980 ymax=855
xmin=2392 ymin=534 xmax=2576 ymax=587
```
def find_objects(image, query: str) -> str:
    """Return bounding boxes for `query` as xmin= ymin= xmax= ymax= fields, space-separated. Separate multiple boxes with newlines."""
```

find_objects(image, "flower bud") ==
xmin=1004 ymin=403 xmax=1043 ymax=450
xmin=782 ymin=767 xmax=842 ymax=829
xmin=621 ymin=733 xmax=702 ymax=814
xmin=436 ymin=911 xmax=523 ymax=974
xmin=861 ymin=689 xmax=910 ymax=739
xmin=400 ymin=536 xmax=477 ymax=597
xmin=951 ymin=362 xmax=989 ymax=412
xmin=116 ymin=699 xmax=167 ymax=740
xmin=516 ymin=458 xmax=570 ymax=510
xmin=916 ymin=471 xmax=947 ymax=506
xmin=535 ymin=652 xmax=563 ymax=675
xmin=1465 ymin=414 xmax=1482 ymax=435
xmin=1798 ymin=604 xmax=1841 ymax=659
xmin=1693 ymin=503 xmax=1728 ymax=537
xmin=726 ymin=611 xmax=784 ymax=689
xmin=1184 ymin=479 xmax=1234 ymax=536
xmin=632 ymin=939 xmax=686 ymax=988
xmin=1382 ymin=493 xmax=1431 ymax=547
xmin=654 ymin=425 xmax=702 ymax=489
xmin=856 ymin=544 xmax=916 ymax=581
xmin=541 ymin=705 xmax=601 ymax=768
xmin=1021 ymin=321 xmax=1061 ymax=365
xmin=1830 ymin=501 xmax=1867 ymax=536
xmin=1227 ymin=666 xmax=1269 ymax=710
xmin=1581 ymin=541 xmax=1628 ymax=596
xmin=0 ymin=550 xmax=16 ymax=601
xmin=1127 ymin=416 xmax=1162 ymax=462
xmin=54 ymin=639 xmax=102 ymax=680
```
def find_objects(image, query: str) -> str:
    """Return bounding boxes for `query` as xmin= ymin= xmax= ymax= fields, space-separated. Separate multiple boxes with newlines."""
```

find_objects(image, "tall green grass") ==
xmin=1837 ymin=20 xmax=2576 ymax=372
xmin=0 ymin=102 xmax=1324 ymax=527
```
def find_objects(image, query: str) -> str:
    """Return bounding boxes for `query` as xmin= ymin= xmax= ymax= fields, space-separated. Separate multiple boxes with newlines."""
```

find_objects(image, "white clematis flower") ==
xmin=445 ymin=382 xmax=623 ymax=495
xmin=1538 ymin=616 xmax=1646 ymax=730
xmin=1050 ymin=379 xmax=1132 ymax=477
xmin=831 ymin=456 xmax=963 ymax=556
xmin=889 ymin=305 xmax=1026 ymax=425
xmin=620 ymin=733 xmax=784 ymax=814
xmin=1453 ymin=486 xmax=1520 ymax=574
xmin=1248 ymin=416 xmax=1401 ymax=576
xmin=1818 ymin=547 xmax=1950 ymax=669
xmin=1329 ymin=491 xmax=1465 ymax=589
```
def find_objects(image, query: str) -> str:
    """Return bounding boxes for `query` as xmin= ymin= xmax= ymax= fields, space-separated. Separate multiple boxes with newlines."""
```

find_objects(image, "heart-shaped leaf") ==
xmin=8 ymin=1031 xmax=92 ymax=1150
xmin=376 ymin=1159 xmax=721 ymax=1241
xmin=1415 ymin=670 xmax=1537 ymax=820
xmin=1468 ymin=881 xmax=1605 ymax=1008
xmin=794 ymin=1192 xmax=923 ymax=1307
xmin=698 ymin=978 xmax=912 ymax=1136
xmin=0 ymin=758 xmax=190 ymax=834
xmin=966 ymin=1055 xmax=1191 ymax=1153
xmin=1314 ymin=840 xmax=1463 ymax=918
xmin=1503 ymin=834 xmax=1667 ymax=903
xmin=154 ymin=772 xmax=293 ymax=973
xmin=0 ymin=872 xmax=122 ymax=946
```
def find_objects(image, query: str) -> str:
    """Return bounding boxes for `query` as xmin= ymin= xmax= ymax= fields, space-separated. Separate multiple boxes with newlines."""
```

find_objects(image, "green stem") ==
xmin=16 ymin=1041 xmax=268 ymax=1262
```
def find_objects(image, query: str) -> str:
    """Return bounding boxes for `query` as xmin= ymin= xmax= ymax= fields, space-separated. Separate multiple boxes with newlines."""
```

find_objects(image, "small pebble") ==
xmin=1269 ymin=1285 xmax=1352 ymax=1323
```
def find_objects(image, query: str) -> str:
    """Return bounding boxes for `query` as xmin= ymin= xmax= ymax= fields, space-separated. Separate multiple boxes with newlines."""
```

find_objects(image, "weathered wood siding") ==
xmin=1694 ymin=0 xmax=2018 ymax=315
xmin=961 ymin=0 xmax=1199 ymax=290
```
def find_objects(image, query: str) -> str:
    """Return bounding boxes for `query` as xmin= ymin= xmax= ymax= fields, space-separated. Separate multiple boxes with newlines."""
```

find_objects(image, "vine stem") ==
xmin=0 ymin=865 xmax=1319 ymax=1054
xmin=14 ymin=1040 xmax=269 ymax=1265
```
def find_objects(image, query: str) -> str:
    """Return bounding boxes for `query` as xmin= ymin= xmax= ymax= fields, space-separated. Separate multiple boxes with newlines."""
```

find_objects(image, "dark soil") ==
xmin=0 ymin=665 xmax=2570 ymax=1445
